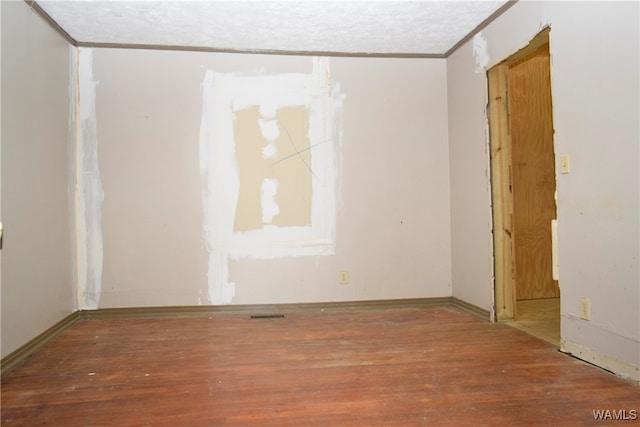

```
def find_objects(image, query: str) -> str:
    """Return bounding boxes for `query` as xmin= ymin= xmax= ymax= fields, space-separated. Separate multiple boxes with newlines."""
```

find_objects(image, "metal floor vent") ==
xmin=249 ymin=314 xmax=286 ymax=319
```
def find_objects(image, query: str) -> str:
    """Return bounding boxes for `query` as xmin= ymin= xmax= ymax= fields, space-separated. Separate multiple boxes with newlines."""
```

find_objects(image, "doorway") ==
xmin=488 ymin=28 xmax=560 ymax=345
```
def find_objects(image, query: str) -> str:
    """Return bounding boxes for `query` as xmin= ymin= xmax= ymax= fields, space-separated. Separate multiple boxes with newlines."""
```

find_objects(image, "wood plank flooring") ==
xmin=505 ymin=298 xmax=561 ymax=346
xmin=2 ymin=306 xmax=638 ymax=426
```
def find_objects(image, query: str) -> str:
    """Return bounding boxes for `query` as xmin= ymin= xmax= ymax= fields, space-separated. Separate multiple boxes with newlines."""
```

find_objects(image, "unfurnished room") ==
xmin=1 ymin=0 xmax=639 ymax=425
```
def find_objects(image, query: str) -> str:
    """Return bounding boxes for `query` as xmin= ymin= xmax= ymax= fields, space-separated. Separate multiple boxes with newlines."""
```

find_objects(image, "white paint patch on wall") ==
xmin=258 ymin=118 xmax=280 ymax=142
xmin=199 ymin=57 xmax=345 ymax=304
xmin=472 ymin=31 xmax=490 ymax=74
xmin=259 ymin=118 xmax=279 ymax=159
xmin=262 ymin=142 xmax=277 ymax=159
xmin=74 ymin=47 xmax=104 ymax=309
xmin=260 ymin=178 xmax=280 ymax=224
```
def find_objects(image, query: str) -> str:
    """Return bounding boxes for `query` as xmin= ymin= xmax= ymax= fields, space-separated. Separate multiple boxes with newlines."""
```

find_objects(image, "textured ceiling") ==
xmin=35 ymin=0 xmax=512 ymax=56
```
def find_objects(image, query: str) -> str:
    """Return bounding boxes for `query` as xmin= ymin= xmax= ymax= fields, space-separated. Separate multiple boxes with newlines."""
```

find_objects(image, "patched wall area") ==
xmin=233 ymin=105 xmax=312 ymax=232
xmin=86 ymin=49 xmax=451 ymax=307
xmin=198 ymin=58 xmax=344 ymax=303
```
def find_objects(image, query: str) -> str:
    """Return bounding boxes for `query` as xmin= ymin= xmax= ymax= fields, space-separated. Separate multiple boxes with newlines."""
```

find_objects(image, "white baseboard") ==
xmin=561 ymin=340 xmax=639 ymax=383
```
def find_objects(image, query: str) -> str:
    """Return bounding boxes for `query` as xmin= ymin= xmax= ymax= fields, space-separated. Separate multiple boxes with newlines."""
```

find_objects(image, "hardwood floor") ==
xmin=2 ymin=306 xmax=638 ymax=426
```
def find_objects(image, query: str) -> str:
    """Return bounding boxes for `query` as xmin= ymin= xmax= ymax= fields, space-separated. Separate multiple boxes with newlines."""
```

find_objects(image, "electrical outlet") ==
xmin=339 ymin=270 xmax=349 ymax=285
xmin=580 ymin=298 xmax=591 ymax=321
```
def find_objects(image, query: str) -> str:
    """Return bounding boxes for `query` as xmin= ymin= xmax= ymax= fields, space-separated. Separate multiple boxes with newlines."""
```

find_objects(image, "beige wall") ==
xmin=446 ymin=38 xmax=494 ymax=313
xmin=1 ymin=1 xmax=73 ymax=357
xmin=447 ymin=1 xmax=639 ymax=378
xmin=88 ymin=49 xmax=451 ymax=307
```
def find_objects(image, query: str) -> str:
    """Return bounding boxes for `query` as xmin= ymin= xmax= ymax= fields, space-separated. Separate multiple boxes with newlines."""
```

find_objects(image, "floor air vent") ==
xmin=250 ymin=314 xmax=285 ymax=319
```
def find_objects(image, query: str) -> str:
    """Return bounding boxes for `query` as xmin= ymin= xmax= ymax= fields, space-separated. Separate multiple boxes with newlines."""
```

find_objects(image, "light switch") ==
xmin=560 ymin=154 xmax=570 ymax=174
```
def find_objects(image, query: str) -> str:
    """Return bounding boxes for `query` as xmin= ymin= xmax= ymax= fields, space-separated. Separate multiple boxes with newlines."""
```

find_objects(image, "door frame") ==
xmin=489 ymin=28 xmax=552 ymax=321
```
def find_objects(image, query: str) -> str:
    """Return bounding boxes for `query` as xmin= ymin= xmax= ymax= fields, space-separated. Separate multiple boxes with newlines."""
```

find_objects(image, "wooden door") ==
xmin=508 ymin=43 xmax=559 ymax=300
